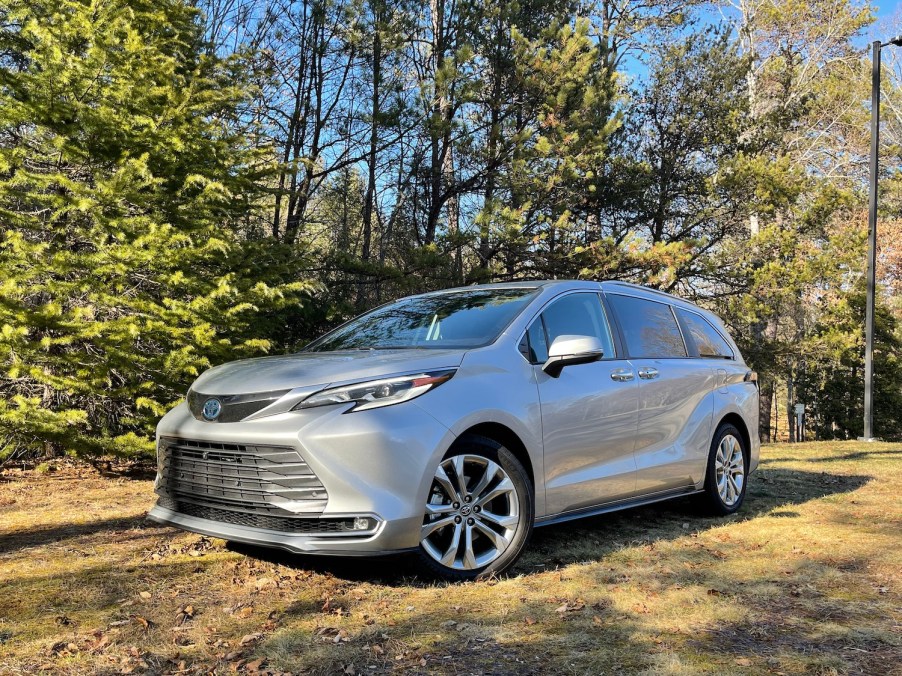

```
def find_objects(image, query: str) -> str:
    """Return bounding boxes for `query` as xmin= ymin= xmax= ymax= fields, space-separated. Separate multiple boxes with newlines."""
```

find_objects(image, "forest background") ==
xmin=2 ymin=0 xmax=901 ymax=459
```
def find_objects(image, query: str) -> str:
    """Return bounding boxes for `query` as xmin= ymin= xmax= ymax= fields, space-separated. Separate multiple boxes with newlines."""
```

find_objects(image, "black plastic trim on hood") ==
xmin=187 ymin=388 xmax=292 ymax=423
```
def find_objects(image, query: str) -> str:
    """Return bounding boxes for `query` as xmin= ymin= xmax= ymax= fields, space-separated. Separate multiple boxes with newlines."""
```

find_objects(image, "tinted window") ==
xmin=677 ymin=309 xmax=734 ymax=359
xmin=608 ymin=294 xmax=687 ymax=358
xmin=306 ymin=288 xmax=538 ymax=351
xmin=522 ymin=293 xmax=615 ymax=363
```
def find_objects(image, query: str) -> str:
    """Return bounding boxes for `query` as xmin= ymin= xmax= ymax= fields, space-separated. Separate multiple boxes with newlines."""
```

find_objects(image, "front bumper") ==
xmin=151 ymin=400 xmax=456 ymax=554
xmin=147 ymin=504 xmax=418 ymax=555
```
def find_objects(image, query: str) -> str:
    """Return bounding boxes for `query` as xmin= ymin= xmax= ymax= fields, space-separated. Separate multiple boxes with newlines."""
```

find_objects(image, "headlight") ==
xmin=292 ymin=369 xmax=456 ymax=413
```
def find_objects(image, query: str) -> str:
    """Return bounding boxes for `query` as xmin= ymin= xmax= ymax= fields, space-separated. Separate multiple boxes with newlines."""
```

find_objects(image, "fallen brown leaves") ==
xmin=554 ymin=599 xmax=585 ymax=614
xmin=174 ymin=604 xmax=195 ymax=626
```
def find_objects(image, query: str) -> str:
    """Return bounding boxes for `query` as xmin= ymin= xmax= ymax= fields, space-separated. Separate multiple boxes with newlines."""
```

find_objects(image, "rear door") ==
xmin=606 ymin=294 xmax=715 ymax=494
xmin=522 ymin=292 xmax=640 ymax=514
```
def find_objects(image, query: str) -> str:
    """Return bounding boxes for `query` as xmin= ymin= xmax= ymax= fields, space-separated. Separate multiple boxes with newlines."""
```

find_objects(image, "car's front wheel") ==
xmin=417 ymin=435 xmax=533 ymax=581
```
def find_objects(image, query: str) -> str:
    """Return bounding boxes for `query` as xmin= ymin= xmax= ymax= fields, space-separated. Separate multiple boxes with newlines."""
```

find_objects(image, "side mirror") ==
xmin=542 ymin=335 xmax=604 ymax=377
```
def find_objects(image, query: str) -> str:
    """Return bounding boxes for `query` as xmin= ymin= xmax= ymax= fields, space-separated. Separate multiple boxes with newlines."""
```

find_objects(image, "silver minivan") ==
xmin=150 ymin=281 xmax=759 ymax=580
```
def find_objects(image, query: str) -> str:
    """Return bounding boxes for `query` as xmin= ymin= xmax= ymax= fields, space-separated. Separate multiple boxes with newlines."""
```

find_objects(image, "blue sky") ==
xmin=618 ymin=2 xmax=902 ymax=85
xmin=862 ymin=2 xmax=901 ymax=43
xmin=874 ymin=2 xmax=899 ymax=19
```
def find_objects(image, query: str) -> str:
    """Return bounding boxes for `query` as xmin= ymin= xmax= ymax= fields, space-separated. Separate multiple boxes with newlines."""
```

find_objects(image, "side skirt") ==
xmin=534 ymin=486 xmax=701 ymax=528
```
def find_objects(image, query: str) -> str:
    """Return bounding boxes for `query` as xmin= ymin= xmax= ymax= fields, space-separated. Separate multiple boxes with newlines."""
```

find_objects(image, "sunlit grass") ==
xmin=1 ymin=441 xmax=900 ymax=674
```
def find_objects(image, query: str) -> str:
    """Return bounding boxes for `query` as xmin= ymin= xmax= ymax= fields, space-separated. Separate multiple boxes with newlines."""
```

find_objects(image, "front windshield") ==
xmin=304 ymin=288 xmax=540 ymax=352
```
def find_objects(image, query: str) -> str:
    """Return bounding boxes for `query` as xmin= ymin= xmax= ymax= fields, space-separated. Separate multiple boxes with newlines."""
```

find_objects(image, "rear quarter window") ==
xmin=676 ymin=308 xmax=734 ymax=359
xmin=607 ymin=294 xmax=687 ymax=358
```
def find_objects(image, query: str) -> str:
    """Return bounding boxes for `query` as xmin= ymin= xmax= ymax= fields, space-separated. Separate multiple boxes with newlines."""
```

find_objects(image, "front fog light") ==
xmin=352 ymin=517 xmax=372 ymax=531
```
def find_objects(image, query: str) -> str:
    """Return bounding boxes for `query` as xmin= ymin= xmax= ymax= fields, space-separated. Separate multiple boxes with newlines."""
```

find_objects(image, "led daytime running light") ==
xmin=293 ymin=370 xmax=455 ymax=413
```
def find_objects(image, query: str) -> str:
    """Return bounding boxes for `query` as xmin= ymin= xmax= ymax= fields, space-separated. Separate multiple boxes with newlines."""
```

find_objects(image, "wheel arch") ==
xmin=452 ymin=422 xmax=535 ymax=488
xmin=717 ymin=412 xmax=751 ymax=461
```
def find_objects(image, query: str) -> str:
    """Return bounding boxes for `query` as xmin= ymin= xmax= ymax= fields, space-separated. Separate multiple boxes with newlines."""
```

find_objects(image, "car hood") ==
xmin=190 ymin=349 xmax=468 ymax=396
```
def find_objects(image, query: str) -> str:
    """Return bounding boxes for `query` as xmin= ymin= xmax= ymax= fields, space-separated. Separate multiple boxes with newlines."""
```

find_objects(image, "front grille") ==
xmin=187 ymin=389 xmax=291 ymax=423
xmin=155 ymin=438 xmax=328 ymax=516
xmin=156 ymin=496 xmax=363 ymax=533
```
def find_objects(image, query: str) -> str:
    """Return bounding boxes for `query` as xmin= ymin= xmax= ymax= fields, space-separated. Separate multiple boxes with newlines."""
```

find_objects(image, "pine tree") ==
xmin=0 ymin=0 xmax=314 ymax=459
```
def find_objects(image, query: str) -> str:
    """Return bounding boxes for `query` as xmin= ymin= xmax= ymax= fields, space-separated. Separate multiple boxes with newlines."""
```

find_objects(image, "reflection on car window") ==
xmin=609 ymin=294 xmax=687 ymax=358
xmin=677 ymin=309 xmax=733 ymax=359
xmin=524 ymin=317 xmax=549 ymax=363
xmin=304 ymin=288 xmax=539 ymax=351
xmin=524 ymin=293 xmax=614 ymax=363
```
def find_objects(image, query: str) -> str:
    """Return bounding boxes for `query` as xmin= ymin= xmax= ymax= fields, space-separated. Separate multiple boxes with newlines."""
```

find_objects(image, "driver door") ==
xmin=524 ymin=292 xmax=639 ymax=515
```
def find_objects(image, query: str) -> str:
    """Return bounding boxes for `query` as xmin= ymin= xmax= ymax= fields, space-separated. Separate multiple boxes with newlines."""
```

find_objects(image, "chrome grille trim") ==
xmin=155 ymin=438 xmax=328 ymax=515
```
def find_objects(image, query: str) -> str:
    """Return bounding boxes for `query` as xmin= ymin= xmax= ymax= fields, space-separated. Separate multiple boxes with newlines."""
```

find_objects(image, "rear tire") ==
xmin=417 ymin=435 xmax=533 ymax=581
xmin=699 ymin=423 xmax=748 ymax=516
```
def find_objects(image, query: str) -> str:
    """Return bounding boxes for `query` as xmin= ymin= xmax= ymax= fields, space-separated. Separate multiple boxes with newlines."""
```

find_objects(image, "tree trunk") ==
xmin=425 ymin=0 xmax=448 ymax=246
xmin=358 ymin=10 xmax=382 ymax=308
xmin=478 ymin=20 xmax=504 ymax=281
xmin=786 ymin=373 xmax=795 ymax=443
xmin=758 ymin=379 xmax=773 ymax=443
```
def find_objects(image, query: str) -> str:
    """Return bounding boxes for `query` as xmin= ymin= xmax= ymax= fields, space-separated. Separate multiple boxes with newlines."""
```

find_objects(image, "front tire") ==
xmin=417 ymin=435 xmax=533 ymax=581
xmin=700 ymin=423 xmax=748 ymax=515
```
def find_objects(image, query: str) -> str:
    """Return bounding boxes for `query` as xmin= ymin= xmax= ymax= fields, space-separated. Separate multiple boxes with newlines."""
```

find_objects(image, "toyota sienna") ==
xmin=150 ymin=281 xmax=759 ymax=580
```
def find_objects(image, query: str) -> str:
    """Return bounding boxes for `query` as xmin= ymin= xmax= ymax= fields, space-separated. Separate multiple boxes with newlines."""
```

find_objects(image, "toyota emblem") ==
xmin=202 ymin=398 xmax=222 ymax=421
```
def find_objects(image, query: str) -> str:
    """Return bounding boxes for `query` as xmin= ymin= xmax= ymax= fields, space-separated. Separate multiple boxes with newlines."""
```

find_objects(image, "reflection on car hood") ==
xmin=190 ymin=349 xmax=467 ymax=396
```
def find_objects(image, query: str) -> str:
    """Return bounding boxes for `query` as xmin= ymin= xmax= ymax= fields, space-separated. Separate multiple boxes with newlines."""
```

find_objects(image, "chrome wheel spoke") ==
xmin=425 ymin=502 xmax=456 ymax=517
xmin=717 ymin=472 xmax=728 ymax=500
xmin=450 ymin=455 xmax=469 ymax=498
xmin=462 ymin=525 xmax=478 ymax=569
xmin=440 ymin=522 xmax=463 ymax=567
xmin=473 ymin=519 xmax=510 ymax=551
xmin=716 ymin=445 xmax=727 ymax=466
xmin=479 ymin=509 xmax=519 ymax=530
xmin=434 ymin=465 xmax=459 ymax=502
xmin=421 ymin=515 xmax=456 ymax=539
xmin=475 ymin=477 xmax=514 ymax=507
xmin=468 ymin=460 xmax=499 ymax=502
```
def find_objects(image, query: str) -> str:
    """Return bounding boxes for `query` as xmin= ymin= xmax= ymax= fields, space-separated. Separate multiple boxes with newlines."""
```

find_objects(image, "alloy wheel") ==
xmin=420 ymin=454 xmax=520 ymax=571
xmin=715 ymin=434 xmax=745 ymax=507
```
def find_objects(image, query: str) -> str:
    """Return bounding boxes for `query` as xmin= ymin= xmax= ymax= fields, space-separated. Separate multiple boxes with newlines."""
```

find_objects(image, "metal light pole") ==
xmin=862 ymin=36 xmax=902 ymax=442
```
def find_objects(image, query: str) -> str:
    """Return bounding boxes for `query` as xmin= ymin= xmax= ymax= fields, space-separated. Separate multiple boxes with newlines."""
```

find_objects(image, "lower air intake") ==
xmin=156 ymin=496 xmax=373 ymax=534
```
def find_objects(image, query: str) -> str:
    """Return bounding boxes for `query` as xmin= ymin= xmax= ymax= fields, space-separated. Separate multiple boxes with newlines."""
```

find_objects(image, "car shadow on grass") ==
xmin=225 ymin=542 xmax=424 ymax=584
xmin=807 ymin=448 xmax=902 ymax=463
xmin=518 ymin=466 xmax=869 ymax=572
xmin=0 ymin=515 xmax=152 ymax=556
xmin=225 ymin=466 xmax=870 ymax=585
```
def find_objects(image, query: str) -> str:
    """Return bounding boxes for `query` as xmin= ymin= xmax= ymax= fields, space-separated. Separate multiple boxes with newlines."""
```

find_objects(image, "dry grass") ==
xmin=1 ymin=441 xmax=900 ymax=675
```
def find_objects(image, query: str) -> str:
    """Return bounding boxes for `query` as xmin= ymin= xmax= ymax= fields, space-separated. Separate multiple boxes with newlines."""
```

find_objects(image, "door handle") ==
xmin=638 ymin=367 xmax=659 ymax=380
xmin=610 ymin=368 xmax=635 ymax=382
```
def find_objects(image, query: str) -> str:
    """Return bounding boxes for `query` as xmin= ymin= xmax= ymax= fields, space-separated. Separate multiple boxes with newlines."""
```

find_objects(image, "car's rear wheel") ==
xmin=700 ymin=423 xmax=748 ymax=515
xmin=417 ymin=435 xmax=533 ymax=581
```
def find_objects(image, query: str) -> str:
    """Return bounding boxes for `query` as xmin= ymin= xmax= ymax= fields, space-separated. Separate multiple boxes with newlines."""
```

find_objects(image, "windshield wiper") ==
xmin=348 ymin=346 xmax=410 ymax=351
